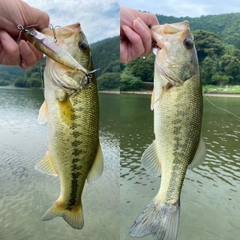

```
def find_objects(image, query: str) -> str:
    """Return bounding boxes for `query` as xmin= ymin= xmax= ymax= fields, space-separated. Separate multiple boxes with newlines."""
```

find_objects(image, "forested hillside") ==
xmin=91 ymin=36 xmax=119 ymax=90
xmin=0 ymin=36 xmax=119 ymax=90
xmin=157 ymin=13 xmax=240 ymax=49
xmin=121 ymin=12 xmax=240 ymax=91
xmin=2 ymin=12 xmax=240 ymax=91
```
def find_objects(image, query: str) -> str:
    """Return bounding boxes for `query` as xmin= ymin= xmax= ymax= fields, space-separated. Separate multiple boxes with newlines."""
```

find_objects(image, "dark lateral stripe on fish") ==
xmin=72 ymin=131 xmax=81 ymax=138
xmin=68 ymin=171 xmax=81 ymax=207
xmin=71 ymin=140 xmax=82 ymax=147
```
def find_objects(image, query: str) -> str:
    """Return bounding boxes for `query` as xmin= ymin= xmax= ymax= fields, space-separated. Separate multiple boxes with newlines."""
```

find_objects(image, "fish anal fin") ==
xmin=35 ymin=151 xmax=58 ymax=176
xmin=141 ymin=140 xmax=161 ymax=176
xmin=87 ymin=142 xmax=104 ymax=184
xmin=38 ymin=100 xmax=48 ymax=124
xmin=42 ymin=201 xmax=84 ymax=229
xmin=188 ymin=136 xmax=206 ymax=170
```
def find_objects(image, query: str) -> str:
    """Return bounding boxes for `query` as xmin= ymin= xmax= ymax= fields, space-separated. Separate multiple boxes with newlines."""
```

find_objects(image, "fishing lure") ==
xmin=17 ymin=24 xmax=98 ymax=84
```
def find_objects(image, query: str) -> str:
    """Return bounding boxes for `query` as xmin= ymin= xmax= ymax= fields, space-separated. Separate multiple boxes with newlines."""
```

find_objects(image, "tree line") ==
xmin=0 ymin=36 xmax=120 ymax=90
xmin=2 ymin=12 xmax=240 ymax=90
xmin=120 ymin=12 xmax=240 ymax=90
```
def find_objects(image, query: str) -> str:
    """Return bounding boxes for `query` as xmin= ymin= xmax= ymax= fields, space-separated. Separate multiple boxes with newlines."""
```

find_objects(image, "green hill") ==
xmin=120 ymin=12 xmax=240 ymax=91
xmin=3 ymin=12 xmax=240 ymax=91
xmin=0 ymin=36 xmax=119 ymax=90
xmin=156 ymin=13 xmax=240 ymax=49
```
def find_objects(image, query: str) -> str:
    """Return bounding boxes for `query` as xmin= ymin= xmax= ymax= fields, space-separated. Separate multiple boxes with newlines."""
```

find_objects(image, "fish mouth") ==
xmin=151 ymin=21 xmax=190 ymax=50
xmin=151 ymin=21 xmax=192 ymax=85
xmin=41 ymin=23 xmax=81 ymax=37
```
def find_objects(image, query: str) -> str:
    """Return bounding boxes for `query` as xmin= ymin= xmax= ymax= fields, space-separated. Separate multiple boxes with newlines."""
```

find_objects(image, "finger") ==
xmin=0 ymin=30 xmax=20 ymax=65
xmin=19 ymin=40 xmax=42 ymax=70
xmin=139 ymin=12 xmax=159 ymax=27
xmin=133 ymin=17 xmax=152 ymax=57
xmin=122 ymin=25 xmax=144 ymax=62
xmin=120 ymin=39 xmax=129 ymax=63
xmin=20 ymin=0 xmax=50 ymax=30
xmin=30 ymin=7 xmax=50 ymax=29
xmin=27 ymin=41 xmax=43 ymax=62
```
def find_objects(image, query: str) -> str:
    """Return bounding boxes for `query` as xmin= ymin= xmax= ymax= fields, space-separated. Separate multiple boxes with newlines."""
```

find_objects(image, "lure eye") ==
xmin=79 ymin=41 xmax=88 ymax=51
xmin=183 ymin=39 xmax=194 ymax=49
xmin=29 ymin=30 xmax=36 ymax=36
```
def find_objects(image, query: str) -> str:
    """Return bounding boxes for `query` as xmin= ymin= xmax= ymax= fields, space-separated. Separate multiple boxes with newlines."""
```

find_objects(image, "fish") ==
xmin=129 ymin=21 xmax=206 ymax=240
xmin=33 ymin=23 xmax=104 ymax=229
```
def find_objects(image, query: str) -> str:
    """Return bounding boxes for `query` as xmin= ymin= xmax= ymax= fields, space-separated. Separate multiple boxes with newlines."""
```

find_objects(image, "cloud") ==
xmin=25 ymin=0 xmax=119 ymax=43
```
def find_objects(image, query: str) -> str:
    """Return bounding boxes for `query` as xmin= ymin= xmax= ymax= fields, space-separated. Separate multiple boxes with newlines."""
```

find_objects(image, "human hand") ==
xmin=120 ymin=6 xmax=159 ymax=63
xmin=0 ymin=0 xmax=49 ymax=70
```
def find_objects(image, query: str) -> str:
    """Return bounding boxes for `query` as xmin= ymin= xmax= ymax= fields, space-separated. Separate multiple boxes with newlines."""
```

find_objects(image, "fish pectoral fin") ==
xmin=42 ymin=201 xmax=84 ymax=229
xmin=188 ymin=136 xmax=206 ymax=170
xmin=38 ymin=100 xmax=48 ymax=124
xmin=87 ymin=142 xmax=104 ymax=184
xmin=35 ymin=151 xmax=58 ymax=176
xmin=141 ymin=140 xmax=161 ymax=176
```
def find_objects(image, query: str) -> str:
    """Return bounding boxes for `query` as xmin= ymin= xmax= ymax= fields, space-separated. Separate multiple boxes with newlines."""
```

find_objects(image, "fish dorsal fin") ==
xmin=87 ymin=142 xmax=104 ymax=184
xmin=151 ymin=89 xmax=155 ymax=110
xmin=141 ymin=140 xmax=161 ymax=176
xmin=38 ymin=100 xmax=48 ymax=124
xmin=188 ymin=136 xmax=206 ymax=170
xmin=35 ymin=151 xmax=58 ymax=176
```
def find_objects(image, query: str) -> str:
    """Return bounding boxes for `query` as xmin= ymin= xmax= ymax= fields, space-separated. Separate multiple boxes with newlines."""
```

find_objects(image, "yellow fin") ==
xmin=41 ymin=201 xmax=84 ymax=229
xmin=35 ymin=151 xmax=58 ymax=176
xmin=38 ymin=100 xmax=48 ymax=124
xmin=188 ymin=136 xmax=206 ymax=170
xmin=151 ymin=89 xmax=155 ymax=110
xmin=87 ymin=142 xmax=104 ymax=184
xmin=141 ymin=140 xmax=161 ymax=176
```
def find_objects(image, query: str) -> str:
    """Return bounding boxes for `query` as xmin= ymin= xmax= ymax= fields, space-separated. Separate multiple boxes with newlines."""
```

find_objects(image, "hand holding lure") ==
xmin=17 ymin=24 xmax=98 ymax=81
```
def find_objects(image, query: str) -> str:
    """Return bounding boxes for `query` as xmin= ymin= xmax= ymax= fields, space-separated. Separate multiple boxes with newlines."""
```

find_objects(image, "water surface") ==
xmin=0 ymin=87 xmax=119 ymax=240
xmin=120 ymin=94 xmax=240 ymax=240
xmin=1 ymin=88 xmax=240 ymax=240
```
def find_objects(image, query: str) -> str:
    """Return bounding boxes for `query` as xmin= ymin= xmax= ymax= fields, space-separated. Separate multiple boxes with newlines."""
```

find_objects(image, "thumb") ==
xmin=28 ymin=7 xmax=50 ymax=29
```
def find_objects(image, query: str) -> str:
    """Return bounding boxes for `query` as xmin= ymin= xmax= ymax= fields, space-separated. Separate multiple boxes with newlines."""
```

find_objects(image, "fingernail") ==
xmin=133 ymin=17 xmax=146 ymax=32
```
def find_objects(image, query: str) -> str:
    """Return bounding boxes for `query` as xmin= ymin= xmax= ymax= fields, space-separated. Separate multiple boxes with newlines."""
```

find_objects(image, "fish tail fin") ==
xmin=41 ymin=201 xmax=84 ymax=229
xmin=129 ymin=199 xmax=180 ymax=240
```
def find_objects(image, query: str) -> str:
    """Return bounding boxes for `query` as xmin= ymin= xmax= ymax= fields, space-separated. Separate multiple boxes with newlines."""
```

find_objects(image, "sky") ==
xmin=120 ymin=0 xmax=240 ymax=17
xmin=24 ymin=0 xmax=240 ymax=43
xmin=25 ymin=0 xmax=119 ymax=43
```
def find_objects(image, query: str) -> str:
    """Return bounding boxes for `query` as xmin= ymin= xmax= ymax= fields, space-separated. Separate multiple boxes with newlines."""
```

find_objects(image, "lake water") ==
xmin=0 ymin=87 xmax=119 ymax=240
xmin=0 ymin=88 xmax=240 ymax=240
xmin=120 ymin=94 xmax=240 ymax=240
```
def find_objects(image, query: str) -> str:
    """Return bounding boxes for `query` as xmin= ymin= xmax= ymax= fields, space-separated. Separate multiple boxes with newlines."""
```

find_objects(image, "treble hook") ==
xmin=17 ymin=24 xmax=38 ymax=43
xmin=49 ymin=24 xmax=57 ymax=43
xmin=17 ymin=24 xmax=24 ymax=43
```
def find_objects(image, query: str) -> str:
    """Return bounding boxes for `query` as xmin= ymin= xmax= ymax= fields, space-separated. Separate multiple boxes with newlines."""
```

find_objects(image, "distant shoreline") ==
xmin=203 ymin=93 xmax=240 ymax=97
xmin=1 ymin=87 xmax=240 ymax=97
xmin=120 ymin=91 xmax=240 ymax=97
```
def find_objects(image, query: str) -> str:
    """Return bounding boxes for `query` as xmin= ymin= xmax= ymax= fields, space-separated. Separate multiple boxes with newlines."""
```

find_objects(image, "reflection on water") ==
xmin=1 ymin=88 xmax=240 ymax=240
xmin=0 ymin=88 xmax=119 ymax=240
xmin=120 ymin=94 xmax=240 ymax=240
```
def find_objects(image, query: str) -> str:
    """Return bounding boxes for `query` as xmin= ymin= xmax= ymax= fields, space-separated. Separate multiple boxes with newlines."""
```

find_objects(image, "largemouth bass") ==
xmin=129 ymin=21 xmax=206 ymax=240
xmin=35 ymin=23 xmax=103 ymax=229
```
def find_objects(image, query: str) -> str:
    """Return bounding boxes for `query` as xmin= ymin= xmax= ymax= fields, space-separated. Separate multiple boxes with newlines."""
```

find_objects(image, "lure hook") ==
xmin=17 ymin=24 xmax=38 ymax=43
xmin=49 ymin=24 xmax=58 ymax=43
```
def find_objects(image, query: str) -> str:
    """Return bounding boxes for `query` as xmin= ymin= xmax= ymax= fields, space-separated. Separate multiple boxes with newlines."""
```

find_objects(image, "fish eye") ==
xmin=183 ymin=39 xmax=193 ymax=49
xmin=78 ymin=41 xmax=88 ymax=51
